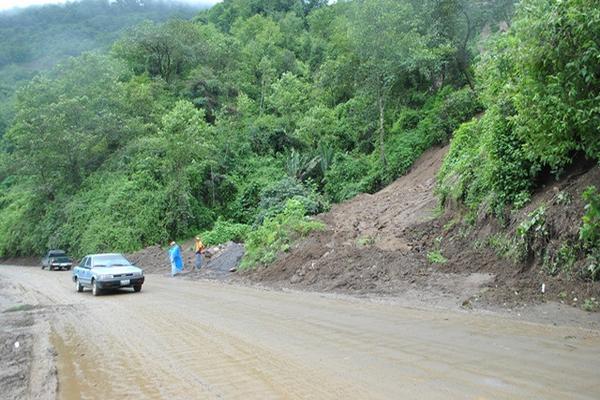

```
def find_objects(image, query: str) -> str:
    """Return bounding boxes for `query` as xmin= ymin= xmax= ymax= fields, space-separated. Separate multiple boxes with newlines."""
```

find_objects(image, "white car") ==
xmin=72 ymin=253 xmax=144 ymax=296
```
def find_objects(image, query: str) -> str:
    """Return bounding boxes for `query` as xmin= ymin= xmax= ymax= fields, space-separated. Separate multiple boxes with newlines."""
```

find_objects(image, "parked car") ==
xmin=41 ymin=250 xmax=73 ymax=271
xmin=72 ymin=253 xmax=144 ymax=296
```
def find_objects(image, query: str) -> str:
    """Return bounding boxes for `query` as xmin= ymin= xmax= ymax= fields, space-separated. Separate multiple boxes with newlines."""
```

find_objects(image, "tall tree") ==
xmin=349 ymin=0 xmax=432 ymax=170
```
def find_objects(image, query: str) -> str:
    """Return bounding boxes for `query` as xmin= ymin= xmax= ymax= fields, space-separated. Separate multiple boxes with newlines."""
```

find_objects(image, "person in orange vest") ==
xmin=193 ymin=236 xmax=205 ymax=271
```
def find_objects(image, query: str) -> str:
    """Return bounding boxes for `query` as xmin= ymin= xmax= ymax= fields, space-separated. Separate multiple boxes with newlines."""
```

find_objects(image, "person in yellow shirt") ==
xmin=193 ymin=236 xmax=205 ymax=271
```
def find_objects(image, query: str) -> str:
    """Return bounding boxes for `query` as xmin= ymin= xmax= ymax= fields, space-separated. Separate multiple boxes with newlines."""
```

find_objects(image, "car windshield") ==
xmin=93 ymin=255 xmax=132 ymax=267
xmin=49 ymin=251 xmax=66 ymax=257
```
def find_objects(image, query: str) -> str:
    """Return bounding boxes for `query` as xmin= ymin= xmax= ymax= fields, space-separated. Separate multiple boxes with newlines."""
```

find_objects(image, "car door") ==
xmin=76 ymin=257 xmax=92 ymax=286
xmin=82 ymin=257 xmax=93 ymax=285
xmin=74 ymin=257 xmax=86 ymax=281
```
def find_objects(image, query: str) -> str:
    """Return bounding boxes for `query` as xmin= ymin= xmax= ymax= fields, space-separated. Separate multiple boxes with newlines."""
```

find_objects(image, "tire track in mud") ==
xmin=2 ymin=266 xmax=600 ymax=400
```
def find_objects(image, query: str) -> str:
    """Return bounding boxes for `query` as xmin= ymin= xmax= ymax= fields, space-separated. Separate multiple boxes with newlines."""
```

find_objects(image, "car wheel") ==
xmin=41 ymin=265 xmax=45 ymax=270
xmin=49 ymin=265 xmax=54 ymax=271
xmin=65 ymin=266 xmax=71 ymax=271
xmin=133 ymin=285 xmax=142 ymax=293
xmin=92 ymin=280 xmax=100 ymax=296
xmin=75 ymin=278 xmax=83 ymax=293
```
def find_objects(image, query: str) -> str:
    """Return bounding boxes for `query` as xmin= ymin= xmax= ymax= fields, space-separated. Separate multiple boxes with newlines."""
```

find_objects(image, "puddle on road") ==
xmin=50 ymin=327 xmax=157 ymax=399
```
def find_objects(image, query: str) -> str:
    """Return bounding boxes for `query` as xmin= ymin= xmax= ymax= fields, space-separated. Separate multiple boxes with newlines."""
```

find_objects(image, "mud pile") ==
xmin=410 ymin=164 xmax=600 ymax=308
xmin=245 ymin=145 xmax=599 ymax=310
xmin=0 ymin=257 xmax=39 ymax=267
xmin=127 ymin=245 xmax=169 ymax=274
xmin=128 ymin=241 xmax=244 ymax=279
xmin=244 ymin=146 xmax=493 ymax=303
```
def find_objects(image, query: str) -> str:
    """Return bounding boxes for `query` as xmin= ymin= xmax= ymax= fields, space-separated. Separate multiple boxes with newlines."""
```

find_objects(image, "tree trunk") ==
xmin=459 ymin=8 xmax=475 ymax=91
xmin=378 ymin=93 xmax=387 ymax=171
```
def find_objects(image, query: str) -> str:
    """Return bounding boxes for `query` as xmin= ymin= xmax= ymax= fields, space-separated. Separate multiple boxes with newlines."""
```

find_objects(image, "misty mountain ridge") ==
xmin=0 ymin=0 xmax=215 ymax=14
xmin=0 ymin=0 xmax=212 ymax=136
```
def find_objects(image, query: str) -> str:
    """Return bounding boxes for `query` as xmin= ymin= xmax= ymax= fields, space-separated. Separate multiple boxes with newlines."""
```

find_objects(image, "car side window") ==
xmin=85 ymin=257 xmax=92 ymax=268
xmin=79 ymin=257 xmax=87 ymax=268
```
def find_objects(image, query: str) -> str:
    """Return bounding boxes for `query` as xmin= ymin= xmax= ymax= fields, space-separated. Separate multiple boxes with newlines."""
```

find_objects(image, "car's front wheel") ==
xmin=133 ymin=285 xmax=142 ymax=293
xmin=91 ymin=279 xmax=100 ymax=296
xmin=75 ymin=278 xmax=83 ymax=293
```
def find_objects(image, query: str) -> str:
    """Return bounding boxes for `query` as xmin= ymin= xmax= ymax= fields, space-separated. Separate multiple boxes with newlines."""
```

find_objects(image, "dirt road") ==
xmin=1 ymin=266 xmax=600 ymax=400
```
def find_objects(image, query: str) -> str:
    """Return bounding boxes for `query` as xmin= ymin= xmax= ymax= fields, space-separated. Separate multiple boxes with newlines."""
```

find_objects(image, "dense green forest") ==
xmin=0 ymin=0 xmax=597 ymax=265
xmin=0 ymin=0 xmax=203 ymax=138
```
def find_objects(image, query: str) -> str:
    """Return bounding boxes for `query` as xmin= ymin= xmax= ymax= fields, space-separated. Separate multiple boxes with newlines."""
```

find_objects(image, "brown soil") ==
xmin=243 ymin=146 xmax=600 ymax=312
xmin=409 ymin=164 xmax=600 ymax=310
xmin=127 ymin=241 xmax=243 ymax=278
xmin=242 ymin=146 xmax=493 ymax=306
xmin=0 ymin=257 xmax=39 ymax=267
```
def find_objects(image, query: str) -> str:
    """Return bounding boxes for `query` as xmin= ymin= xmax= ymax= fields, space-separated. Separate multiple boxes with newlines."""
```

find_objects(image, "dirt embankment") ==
xmin=243 ymin=146 xmax=600 ymax=312
xmin=243 ymin=146 xmax=493 ymax=307
xmin=410 ymin=164 xmax=600 ymax=309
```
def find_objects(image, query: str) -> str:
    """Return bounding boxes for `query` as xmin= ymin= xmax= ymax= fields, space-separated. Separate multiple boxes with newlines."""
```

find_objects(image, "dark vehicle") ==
xmin=41 ymin=250 xmax=73 ymax=271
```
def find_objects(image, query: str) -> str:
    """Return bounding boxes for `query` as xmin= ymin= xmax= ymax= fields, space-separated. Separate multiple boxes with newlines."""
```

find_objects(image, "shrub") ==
xmin=427 ymin=249 xmax=448 ymax=264
xmin=241 ymin=199 xmax=324 ymax=269
xmin=516 ymin=206 xmax=547 ymax=260
xmin=254 ymin=177 xmax=327 ymax=226
xmin=200 ymin=218 xmax=250 ymax=246
xmin=580 ymin=186 xmax=600 ymax=281
xmin=323 ymin=153 xmax=373 ymax=203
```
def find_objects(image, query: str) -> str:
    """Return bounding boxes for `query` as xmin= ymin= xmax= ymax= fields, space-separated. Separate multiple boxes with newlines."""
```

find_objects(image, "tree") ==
xmin=4 ymin=54 xmax=136 ymax=199
xmin=113 ymin=19 xmax=203 ymax=83
xmin=348 ymin=0 xmax=433 ymax=170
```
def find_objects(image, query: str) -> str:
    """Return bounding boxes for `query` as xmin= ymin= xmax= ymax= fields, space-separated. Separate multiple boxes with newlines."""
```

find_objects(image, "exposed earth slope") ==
xmin=244 ymin=146 xmax=600 ymax=312
xmin=245 ymin=146 xmax=493 ymax=304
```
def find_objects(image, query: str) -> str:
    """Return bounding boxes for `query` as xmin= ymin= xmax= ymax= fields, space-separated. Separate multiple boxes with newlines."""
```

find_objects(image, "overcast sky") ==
xmin=0 ymin=0 xmax=221 ymax=12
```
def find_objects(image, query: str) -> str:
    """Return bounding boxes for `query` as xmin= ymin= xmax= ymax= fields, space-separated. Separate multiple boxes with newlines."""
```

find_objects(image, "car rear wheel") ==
xmin=49 ymin=265 xmax=54 ymax=271
xmin=41 ymin=265 xmax=45 ymax=270
xmin=75 ymin=278 xmax=83 ymax=293
xmin=133 ymin=285 xmax=142 ymax=293
xmin=92 ymin=280 xmax=100 ymax=296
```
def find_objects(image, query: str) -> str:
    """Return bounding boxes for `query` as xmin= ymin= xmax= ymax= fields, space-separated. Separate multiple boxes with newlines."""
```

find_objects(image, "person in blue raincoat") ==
xmin=169 ymin=241 xmax=183 ymax=276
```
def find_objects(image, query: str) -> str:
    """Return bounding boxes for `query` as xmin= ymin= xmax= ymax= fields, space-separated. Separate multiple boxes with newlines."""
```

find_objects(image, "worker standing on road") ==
xmin=193 ymin=236 xmax=205 ymax=272
xmin=169 ymin=241 xmax=183 ymax=276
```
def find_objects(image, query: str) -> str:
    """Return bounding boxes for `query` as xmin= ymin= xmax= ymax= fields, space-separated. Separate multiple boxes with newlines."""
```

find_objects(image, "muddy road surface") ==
xmin=1 ymin=266 xmax=600 ymax=400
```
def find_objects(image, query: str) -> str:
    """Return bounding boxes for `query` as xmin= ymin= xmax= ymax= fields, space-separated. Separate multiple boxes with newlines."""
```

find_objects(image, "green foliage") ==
xmin=438 ymin=0 xmax=600 ymax=215
xmin=580 ymin=186 xmax=600 ymax=281
xmin=254 ymin=177 xmax=327 ymax=226
xmin=200 ymin=218 xmax=250 ymax=246
xmin=543 ymin=243 xmax=577 ymax=277
xmin=356 ymin=235 xmax=375 ymax=247
xmin=486 ymin=233 xmax=524 ymax=264
xmin=581 ymin=298 xmax=599 ymax=313
xmin=427 ymin=250 xmax=448 ymax=264
xmin=323 ymin=153 xmax=374 ymax=203
xmin=580 ymin=187 xmax=600 ymax=251
xmin=0 ymin=0 xmax=513 ymax=257
xmin=516 ymin=206 xmax=547 ymax=259
xmin=0 ymin=0 xmax=199 ymax=138
xmin=241 ymin=199 xmax=324 ymax=269
xmin=510 ymin=0 xmax=600 ymax=168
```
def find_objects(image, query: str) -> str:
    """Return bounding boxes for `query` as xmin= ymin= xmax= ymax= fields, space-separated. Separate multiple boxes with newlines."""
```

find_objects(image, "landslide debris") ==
xmin=127 ymin=241 xmax=244 ymax=279
xmin=242 ymin=146 xmax=600 ymax=311
xmin=242 ymin=146 xmax=493 ymax=305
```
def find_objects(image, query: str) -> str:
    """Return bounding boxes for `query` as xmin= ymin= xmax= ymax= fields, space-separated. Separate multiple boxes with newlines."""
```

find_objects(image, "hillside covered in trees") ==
xmin=0 ymin=0 xmax=598 ymax=286
xmin=0 ymin=0 xmax=204 ymax=137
